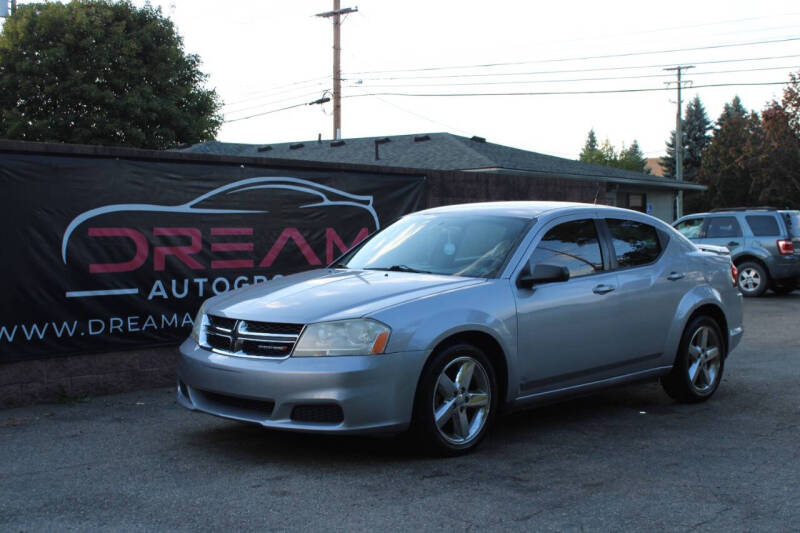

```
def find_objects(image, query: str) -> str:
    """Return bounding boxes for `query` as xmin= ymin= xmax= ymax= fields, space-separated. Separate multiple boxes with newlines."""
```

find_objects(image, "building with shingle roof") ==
xmin=182 ymin=132 xmax=703 ymax=221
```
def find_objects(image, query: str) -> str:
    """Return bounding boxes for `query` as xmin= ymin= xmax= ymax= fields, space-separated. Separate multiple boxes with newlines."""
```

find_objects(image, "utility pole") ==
xmin=316 ymin=1 xmax=358 ymax=140
xmin=664 ymin=65 xmax=694 ymax=219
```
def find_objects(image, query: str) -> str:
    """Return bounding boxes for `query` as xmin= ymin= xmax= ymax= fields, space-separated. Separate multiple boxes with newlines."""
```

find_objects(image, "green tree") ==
xmin=579 ymin=129 xmax=605 ymax=165
xmin=748 ymin=102 xmax=800 ymax=207
xmin=579 ymin=130 xmax=650 ymax=173
xmin=660 ymin=95 xmax=711 ymax=181
xmin=618 ymin=140 xmax=649 ymax=173
xmin=689 ymin=96 xmax=762 ymax=212
xmin=0 ymin=0 xmax=221 ymax=149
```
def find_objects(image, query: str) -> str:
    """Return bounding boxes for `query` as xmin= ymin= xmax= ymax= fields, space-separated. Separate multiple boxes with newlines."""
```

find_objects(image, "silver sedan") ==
xmin=177 ymin=202 xmax=743 ymax=455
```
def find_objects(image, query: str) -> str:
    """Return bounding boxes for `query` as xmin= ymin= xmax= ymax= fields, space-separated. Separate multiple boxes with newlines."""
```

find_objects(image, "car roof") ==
xmin=415 ymin=201 xmax=637 ymax=219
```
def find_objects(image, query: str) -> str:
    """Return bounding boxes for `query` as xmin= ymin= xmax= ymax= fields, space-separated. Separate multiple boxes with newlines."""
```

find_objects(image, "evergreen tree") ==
xmin=660 ymin=96 xmax=711 ymax=181
xmin=618 ymin=140 xmax=650 ymax=173
xmin=579 ymin=129 xmax=605 ymax=165
xmin=683 ymin=96 xmax=712 ymax=182
xmin=690 ymin=96 xmax=762 ymax=212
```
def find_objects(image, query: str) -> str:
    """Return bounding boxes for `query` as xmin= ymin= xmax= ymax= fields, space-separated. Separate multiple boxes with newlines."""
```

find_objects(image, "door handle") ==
xmin=667 ymin=272 xmax=685 ymax=281
xmin=727 ymin=241 xmax=739 ymax=247
xmin=593 ymin=284 xmax=616 ymax=295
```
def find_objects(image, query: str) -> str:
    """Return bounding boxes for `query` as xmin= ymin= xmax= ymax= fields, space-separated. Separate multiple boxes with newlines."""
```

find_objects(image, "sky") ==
xmin=14 ymin=0 xmax=800 ymax=159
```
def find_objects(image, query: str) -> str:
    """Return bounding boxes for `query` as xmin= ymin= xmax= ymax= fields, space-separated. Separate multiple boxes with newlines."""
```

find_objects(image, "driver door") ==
xmin=513 ymin=215 xmax=624 ymax=396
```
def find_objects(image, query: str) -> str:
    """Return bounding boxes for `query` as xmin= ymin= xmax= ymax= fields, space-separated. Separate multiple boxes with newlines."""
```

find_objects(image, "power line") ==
xmin=341 ymin=81 xmax=787 ymax=99
xmin=223 ymin=81 xmax=789 ymax=123
xmin=347 ymin=54 xmax=800 ymax=82
xmin=344 ymin=36 xmax=800 ymax=76
xmin=222 ymin=79 xmax=329 ymax=108
xmin=347 ymin=65 xmax=798 ymax=89
xmin=222 ymin=88 xmax=331 ymax=116
xmin=370 ymin=95 xmax=471 ymax=135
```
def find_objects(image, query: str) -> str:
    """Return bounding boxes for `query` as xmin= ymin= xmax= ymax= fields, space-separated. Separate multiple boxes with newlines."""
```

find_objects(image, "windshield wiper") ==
xmin=365 ymin=264 xmax=432 ymax=274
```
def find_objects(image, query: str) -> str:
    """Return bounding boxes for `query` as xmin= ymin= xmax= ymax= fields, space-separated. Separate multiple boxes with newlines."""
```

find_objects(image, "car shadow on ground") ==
xmin=178 ymin=381 xmax=688 ymax=464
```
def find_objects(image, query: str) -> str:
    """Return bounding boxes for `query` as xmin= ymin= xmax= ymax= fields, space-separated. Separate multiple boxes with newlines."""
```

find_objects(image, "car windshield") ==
xmin=342 ymin=214 xmax=530 ymax=278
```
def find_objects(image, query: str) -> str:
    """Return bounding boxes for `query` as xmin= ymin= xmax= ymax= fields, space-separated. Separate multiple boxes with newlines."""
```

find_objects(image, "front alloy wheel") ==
xmin=414 ymin=344 xmax=497 ymax=455
xmin=433 ymin=357 xmax=492 ymax=445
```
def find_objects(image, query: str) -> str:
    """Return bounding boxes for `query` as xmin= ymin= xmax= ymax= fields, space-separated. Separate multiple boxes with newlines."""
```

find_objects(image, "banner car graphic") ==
xmin=0 ymin=154 xmax=426 ymax=361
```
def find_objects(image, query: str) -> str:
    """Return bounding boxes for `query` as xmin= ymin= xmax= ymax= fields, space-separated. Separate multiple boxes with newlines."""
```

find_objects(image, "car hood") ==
xmin=204 ymin=269 xmax=485 ymax=324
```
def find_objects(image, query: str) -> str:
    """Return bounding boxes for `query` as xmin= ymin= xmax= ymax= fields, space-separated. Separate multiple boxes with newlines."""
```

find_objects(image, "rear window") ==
xmin=706 ymin=216 xmax=742 ymax=238
xmin=782 ymin=212 xmax=800 ymax=238
xmin=606 ymin=218 xmax=662 ymax=268
xmin=745 ymin=215 xmax=780 ymax=236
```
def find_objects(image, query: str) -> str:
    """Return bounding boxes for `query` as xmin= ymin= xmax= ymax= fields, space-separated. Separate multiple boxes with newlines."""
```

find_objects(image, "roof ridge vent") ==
xmin=257 ymin=145 xmax=272 ymax=152
xmin=289 ymin=143 xmax=304 ymax=150
xmin=330 ymin=140 xmax=346 ymax=147
xmin=413 ymin=135 xmax=431 ymax=142
xmin=470 ymin=136 xmax=486 ymax=143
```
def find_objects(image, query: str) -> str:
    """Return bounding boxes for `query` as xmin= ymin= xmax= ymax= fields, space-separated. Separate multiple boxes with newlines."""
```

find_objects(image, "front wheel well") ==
xmin=425 ymin=331 xmax=509 ymax=406
xmin=685 ymin=304 xmax=729 ymax=356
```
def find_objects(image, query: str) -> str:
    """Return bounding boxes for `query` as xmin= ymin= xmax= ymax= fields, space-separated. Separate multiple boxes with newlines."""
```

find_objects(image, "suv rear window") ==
xmin=782 ymin=211 xmax=800 ymax=238
xmin=745 ymin=215 xmax=780 ymax=236
xmin=606 ymin=218 xmax=661 ymax=268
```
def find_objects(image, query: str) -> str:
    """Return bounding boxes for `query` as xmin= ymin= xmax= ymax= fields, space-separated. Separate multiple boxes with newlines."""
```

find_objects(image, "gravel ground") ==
xmin=1 ymin=295 xmax=799 ymax=532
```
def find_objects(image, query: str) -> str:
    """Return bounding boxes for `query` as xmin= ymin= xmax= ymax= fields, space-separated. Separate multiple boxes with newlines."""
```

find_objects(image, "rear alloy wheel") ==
xmin=737 ymin=261 xmax=768 ymax=297
xmin=661 ymin=316 xmax=726 ymax=403
xmin=414 ymin=344 xmax=497 ymax=456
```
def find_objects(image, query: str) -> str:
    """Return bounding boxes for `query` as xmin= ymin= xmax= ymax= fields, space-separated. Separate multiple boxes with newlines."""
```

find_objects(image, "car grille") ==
xmin=202 ymin=315 xmax=304 ymax=358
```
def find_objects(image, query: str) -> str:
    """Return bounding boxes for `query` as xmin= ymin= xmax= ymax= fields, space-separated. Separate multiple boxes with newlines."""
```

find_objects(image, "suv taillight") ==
xmin=777 ymin=239 xmax=794 ymax=255
xmin=731 ymin=262 xmax=738 ymax=287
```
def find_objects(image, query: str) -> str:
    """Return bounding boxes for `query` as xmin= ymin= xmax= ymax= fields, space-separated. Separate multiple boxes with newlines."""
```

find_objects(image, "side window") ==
xmin=745 ymin=215 xmax=780 ymax=236
xmin=675 ymin=218 xmax=704 ymax=239
xmin=528 ymin=219 xmax=603 ymax=278
xmin=606 ymin=218 xmax=662 ymax=268
xmin=706 ymin=216 xmax=742 ymax=238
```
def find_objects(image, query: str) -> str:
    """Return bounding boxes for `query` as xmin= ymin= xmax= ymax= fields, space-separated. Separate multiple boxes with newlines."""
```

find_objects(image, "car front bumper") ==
xmin=177 ymin=338 xmax=427 ymax=434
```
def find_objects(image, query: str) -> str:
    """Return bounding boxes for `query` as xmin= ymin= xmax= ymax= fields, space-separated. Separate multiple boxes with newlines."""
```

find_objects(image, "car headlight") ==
xmin=293 ymin=319 xmax=391 ymax=357
xmin=190 ymin=301 xmax=208 ymax=344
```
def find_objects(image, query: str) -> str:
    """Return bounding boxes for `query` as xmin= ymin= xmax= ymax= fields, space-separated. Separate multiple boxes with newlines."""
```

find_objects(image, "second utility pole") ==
xmin=664 ymin=64 xmax=694 ymax=219
xmin=316 ymin=1 xmax=358 ymax=140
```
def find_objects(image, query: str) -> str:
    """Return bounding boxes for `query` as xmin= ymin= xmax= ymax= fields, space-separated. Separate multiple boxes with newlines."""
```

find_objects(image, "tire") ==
xmin=737 ymin=261 xmax=768 ymax=297
xmin=412 ymin=343 xmax=498 ymax=456
xmin=661 ymin=316 xmax=726 ymax=403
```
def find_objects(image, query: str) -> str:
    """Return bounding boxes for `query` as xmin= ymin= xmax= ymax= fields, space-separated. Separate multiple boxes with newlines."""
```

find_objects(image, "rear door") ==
xmin=701 ymin=215 xmax=744 ymax=251
xmin=602 ymin=217 xmax=689 ymax=364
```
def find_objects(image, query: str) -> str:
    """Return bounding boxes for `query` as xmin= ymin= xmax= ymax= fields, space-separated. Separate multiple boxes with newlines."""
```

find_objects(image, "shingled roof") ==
xmin=182 ymin=133 xmax=702 ymax=191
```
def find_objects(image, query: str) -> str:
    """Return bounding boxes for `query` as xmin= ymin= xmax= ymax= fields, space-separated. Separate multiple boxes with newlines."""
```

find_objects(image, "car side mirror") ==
xmin=517 ymin=264 xmax=570 ymax=289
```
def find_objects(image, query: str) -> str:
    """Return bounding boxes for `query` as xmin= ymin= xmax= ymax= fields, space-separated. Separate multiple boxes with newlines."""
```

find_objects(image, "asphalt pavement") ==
xmin=1 ymin=295 xmax=799 ymax=532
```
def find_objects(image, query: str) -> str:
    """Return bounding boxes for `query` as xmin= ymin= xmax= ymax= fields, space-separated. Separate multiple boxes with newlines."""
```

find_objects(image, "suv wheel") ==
xmin=661 ymin=316 xmax=726 ymax=403
xmin=413 ymin=343 xmax=497 ymax=456
xmin=737 ymin=261 xmax=768 ymax=297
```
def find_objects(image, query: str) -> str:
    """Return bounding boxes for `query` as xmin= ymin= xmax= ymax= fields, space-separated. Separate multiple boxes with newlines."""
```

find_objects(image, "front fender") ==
xmin=370 ymin=280 xmax=519 ymax=402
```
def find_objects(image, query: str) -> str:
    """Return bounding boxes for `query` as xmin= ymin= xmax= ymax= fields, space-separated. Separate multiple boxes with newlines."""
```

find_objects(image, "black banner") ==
xmin=0 ymin=153 xmax=426 ymax=361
